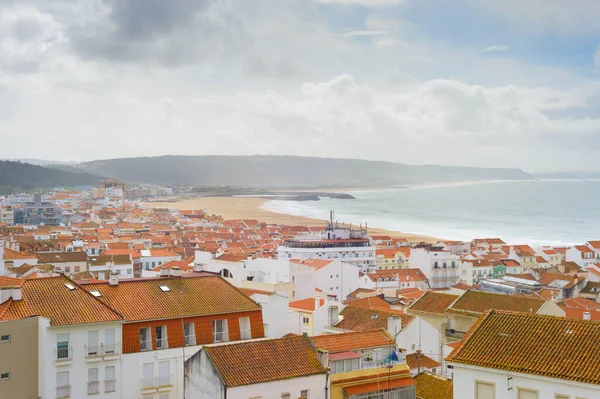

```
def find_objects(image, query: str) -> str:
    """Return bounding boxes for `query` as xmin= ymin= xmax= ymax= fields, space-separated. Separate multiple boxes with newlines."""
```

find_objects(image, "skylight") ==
xmin=159 ymin=285 xmax=171 ymax=292
xmin=90 ymin=290 xmax=102 ymax=297
xmin=64 ymin=283 xmax=75 ymax=291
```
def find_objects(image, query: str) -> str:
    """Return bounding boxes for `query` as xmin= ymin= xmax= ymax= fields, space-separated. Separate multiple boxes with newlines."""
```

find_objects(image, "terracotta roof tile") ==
xmin=81 ymin=275 xmax=261 ymax=321
xmin=446 ymin=310 xmax=600 ymax=385
xmin=446 ymin=290 xmax=546 ymax=317
xmin=310 ymin=329 xmax=395 ymax=353
xmin=414 ymin=372 xmax=453 ymax=399
xmin=336 ymin=305 xmax=414 ymax=332
xmin=0 ymin=275 xmax=122 ymax=326
xmin=204 ymin=335 xmax=326 ymax=387
xmin=289 ymin=297 xmax=325 ymax=312
xmin=406 ymin=353 xmax=441 ymax=369
xmin=407 ymin=291 xmax=459 ymax=316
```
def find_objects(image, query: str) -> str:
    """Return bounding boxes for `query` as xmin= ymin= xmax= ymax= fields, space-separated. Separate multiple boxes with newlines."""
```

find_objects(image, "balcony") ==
xmin=87 ymin=381 xmax=99 ymax=395
xmin=105 ymin=379 xmax=116 ymax=393
xmin=85 ymin=343 xmax=120 ymax=361
xmin=141 ymin=375 xmax=173 ymax=392
xmin=56 ymin=384 xmax=71 ymax=399
xmin=185 ymin=334 xmax=196 ymax=346
xmin=140 ymin=340 xmax=152 ymax=351
xmin=156 ymin=338 xmax=168 ymax=349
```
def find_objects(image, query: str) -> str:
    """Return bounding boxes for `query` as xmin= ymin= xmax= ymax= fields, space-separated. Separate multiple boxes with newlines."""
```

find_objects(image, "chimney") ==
xmin=387 ymin=316 xmax=401 ymax=337
xmin=108 ymin=272 xmax=118 ymax=286
xmin=160 ymin=267 xmax=169 ymax=277
xmin=193 ymin=263 xmax=204 ymax=272
xmin=170 ymin=266 xmax=182 ymax=277
xmin=315 ymin=297 xmax=321 ymax=310
xmin=583 ymin=311 xmax=591 ymax=321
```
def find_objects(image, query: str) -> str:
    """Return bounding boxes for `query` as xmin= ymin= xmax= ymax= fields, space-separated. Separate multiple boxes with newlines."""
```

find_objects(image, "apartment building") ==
xmin=80 ymin=273 xmax=265 ymax=399
xmin=0 ymin=275 xmax=123 ymax=399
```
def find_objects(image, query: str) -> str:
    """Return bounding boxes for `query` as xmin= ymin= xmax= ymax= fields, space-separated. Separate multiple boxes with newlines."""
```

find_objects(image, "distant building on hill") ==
xmin=22 ymin=201 xmax=62 ymax=226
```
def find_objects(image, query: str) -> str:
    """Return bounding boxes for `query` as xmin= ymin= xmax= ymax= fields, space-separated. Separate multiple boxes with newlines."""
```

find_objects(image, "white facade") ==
xmin=0 ymin=241 xmax=4 ymax=275
xmin=566 ymin=246 xmax=596 ymax=268
xmin=409 ymin=248 xmax=466 ymax=288
xmin=290 ymin=259 xmax=360 ymax=301
xmin=278 ymin=242 xmax=376 ymax=272
xmin=247 ymin=292 xmax=298 ymax=338
xmin=396 ymin=316 xmax=443 ymax=365
xmin=140 ymin=250 xmax=181 ymax=270
xmin=451 ymin=363 xmax=600 ymax=399
xmin=43 ymin=321 xmax=122 ymax=399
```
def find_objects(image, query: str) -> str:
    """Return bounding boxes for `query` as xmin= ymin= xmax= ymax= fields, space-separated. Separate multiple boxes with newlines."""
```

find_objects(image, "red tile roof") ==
xmin=407 ymin=291 xmax=459 ymax=316
xmin=289 ymin=258 xmax=334 ymax=270
xmin=446 ymin=290 xmax=546 ymax=317
xmin=414 ymin=372 xmax=453 ymax=399
xmin=289 ymin=297 xmax=325 ymax=312
xmin=81 ymin=275 xmax=261 ymax=321
xmin=310 ymin=329 xmax=395 ymax=353
xmin=406 ymin=352 xmax=441 ymax=369
xmin=447 ymin=310 xmax=600 ymax=385
xmin=336 ymin=305 xmax=414 ymax=332
xmin=204 ymin=335 xmax=326 ymax=387
xmin=0 ymin=276 xmax=122 ymax=326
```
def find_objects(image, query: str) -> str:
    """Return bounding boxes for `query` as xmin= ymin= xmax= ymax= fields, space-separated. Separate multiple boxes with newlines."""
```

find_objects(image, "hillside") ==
xmin=0 ymin=161 xmax=102 ymax=194
xmin=77 ymin=155 xmax=534 ymax=187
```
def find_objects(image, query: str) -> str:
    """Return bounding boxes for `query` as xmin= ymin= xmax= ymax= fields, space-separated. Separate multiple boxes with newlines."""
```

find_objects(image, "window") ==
xmin=65 ymin=266 xmax=70 ymax=273
xmin=152 ymin=262 xmax=156 ymax=267
xmin=142 ymin=363 xmax=154 ymax=389
xmin=555 ymin=395 xmax=569 ymax=399
xmin=303 ymin=317 xmax=310 ymax=325
xmin=75 ymin=266 xmax=81 ymax=272
xmin=87 ymin=330 xmax=99 ymax=356
xmin=184 ymin=322 xmax=196 ymax=346
xmin=1 ymin=334 xmax=10 ymax=342
xmin=475 ymin=381 xmax=495 ymax=399
xmin=282 ymin=394 xmax=291 ymax=399
xmin=411 ymin=344 xmax=416 ymax=351
xmin=104 ymin=329 xmax=116 ymax=354
xmin=57 ymin=371 xmax=70 ymax=399
xmin=88 ymin=368 xmax=99 ymax=394
xmin=155 ymin=325 xmax=168 ymax=349
xmin=56 ymin=333 xmax=70 ymax=360
xmin=0 ymin=372 xmax=10 ymax=380
xmin=239 ymin=317 xmax=252 ymax=340
xmin=139 ymin=327 xmax=151 ymax=351
xmin=127 ymin=269 xmax=132 ymax=274
xmin=212 ymin=319 xmax=229 ymax=342
xmin=518 ymin=388 xmax=538 ymax=399
xmin=158 ymin=361 xmax=170 ymax=386
xmin=105 ymin=366 xmax=116 ymax=392
xmin=300 ymin=390 xmax=309 ymax=399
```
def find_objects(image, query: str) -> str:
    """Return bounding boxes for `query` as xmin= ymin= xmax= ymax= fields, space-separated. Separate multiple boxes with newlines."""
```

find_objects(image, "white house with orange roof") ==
xmin=139 ymin=249 xmax=181 ymax=271
xmin=3 ymin=247 xmax=38 ymax=269
xmin=409 ymin=248 xmax=468 ymax=289
xmin=289 ymin=297 xmax=337 ymax=336
xmin=586 ymin=240 xmax=600 ymax=261
xmin=289 ymin=258 xmax=360 ymax=302
xmin=239 ymin=288 xmax=299 ymax=338
xmin=566 ymin=245 xmax=596 ymax=268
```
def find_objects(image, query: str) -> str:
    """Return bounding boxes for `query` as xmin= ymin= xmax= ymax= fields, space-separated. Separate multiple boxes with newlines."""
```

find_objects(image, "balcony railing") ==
xmin=141 ymin=375 xmax=172 ymax=389
xmin=156 ymin=338 xmax=168 ymax=349
xmin=55 ymin=346 xmax=72 ymax=361
xmin=185 ymin=334 xmax=196 ymax=346
xmin=140 ymin=340 xmax=152 ymax=351
xmin=104 ymin=379 xmax=116 ymax=393
xmin=85 ymin=345 xmax=100 ymax=357
xmin=56 ymin=384 xmax=71 ymax=398
xmin=103 ymin=343 xmax=117 ymax=355
xmin=87 ymin=381 xmax=99 ymax=395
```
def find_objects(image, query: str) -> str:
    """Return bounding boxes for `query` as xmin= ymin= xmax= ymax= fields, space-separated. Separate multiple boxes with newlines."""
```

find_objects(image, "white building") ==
xmin=240 ymin=289 xmax=298 ymax=338
xmin=566 ymin=245 xmax=597 ymax=268
xmin=447 ymin=310 xmax=600 ymax=399
xmin=185 ymin=335 xmax=328 ymax=399
xmin=140 ymin=249 xmax=181 ymax=271
xmin=409 ymin=248 xmax=468 ymax=288
xmin=289 ymin=297 xmax=339 ymax=336
xmin=278 ymin=224 xmax=376 ymax=272
xmin=0 ymin=275 xmax=123 ymax=399
xmin=290 ymin=258 xmax=360 ymax=301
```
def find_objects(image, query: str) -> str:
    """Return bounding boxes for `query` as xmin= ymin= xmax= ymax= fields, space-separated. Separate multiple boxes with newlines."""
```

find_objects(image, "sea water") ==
xmin=262 ymin=180 xmax=600 ymax=245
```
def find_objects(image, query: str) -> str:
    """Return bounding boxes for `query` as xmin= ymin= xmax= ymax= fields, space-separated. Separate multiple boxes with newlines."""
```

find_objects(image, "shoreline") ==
xmin=142 ymin=196 xmax=440 ymax=243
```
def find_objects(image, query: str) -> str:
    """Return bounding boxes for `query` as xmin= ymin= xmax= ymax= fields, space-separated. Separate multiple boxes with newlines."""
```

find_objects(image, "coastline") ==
xmin=143 ymin=196 xmax=440 ymax=243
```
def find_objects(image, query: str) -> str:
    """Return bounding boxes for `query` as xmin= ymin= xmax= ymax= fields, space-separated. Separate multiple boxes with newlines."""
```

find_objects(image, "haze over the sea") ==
xmin=263 ymin=180 xmax=600 ymax=246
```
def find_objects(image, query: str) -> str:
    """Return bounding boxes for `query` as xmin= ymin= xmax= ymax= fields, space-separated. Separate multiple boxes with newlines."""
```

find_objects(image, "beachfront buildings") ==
xmin=409 ymin=247 xmax=471 ymax=288
xmin=447 ymin=310 xmax=600 ymax=399
xmin=278 ymin=224 xmax=376 ymax=273
xmin=290 ymin=258 xmax=360 ymax=301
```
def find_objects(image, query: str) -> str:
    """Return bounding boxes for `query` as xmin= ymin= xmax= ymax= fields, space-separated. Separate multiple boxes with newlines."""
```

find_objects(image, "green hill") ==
xmin=0 ymin=161 xmax=102 ymax=194
xmin=76 ymin=155 xmax=533 ymax=187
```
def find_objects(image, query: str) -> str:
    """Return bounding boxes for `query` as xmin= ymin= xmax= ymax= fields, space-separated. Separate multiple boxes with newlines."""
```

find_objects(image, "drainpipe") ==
xmin=325 ymin=371 xmax=330 ymax=399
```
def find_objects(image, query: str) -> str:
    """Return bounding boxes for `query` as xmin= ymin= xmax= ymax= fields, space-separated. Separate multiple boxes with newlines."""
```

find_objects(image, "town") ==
xmin=1 ymin=179 xmax=599 ymax=399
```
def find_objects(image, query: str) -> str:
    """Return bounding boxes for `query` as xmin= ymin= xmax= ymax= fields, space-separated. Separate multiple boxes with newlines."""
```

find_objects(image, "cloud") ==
xmin=483 ymin=45 xmax=509 ymax=53
xmin=316 ymin=0 xmax=405 ymax=5
xmin=594 ymin=45 xmax=600 ymax=67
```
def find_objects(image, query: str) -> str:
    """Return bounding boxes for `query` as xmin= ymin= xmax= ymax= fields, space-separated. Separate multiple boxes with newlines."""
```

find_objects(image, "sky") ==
xmin=1 ymin=0 xmax=600 ymax=171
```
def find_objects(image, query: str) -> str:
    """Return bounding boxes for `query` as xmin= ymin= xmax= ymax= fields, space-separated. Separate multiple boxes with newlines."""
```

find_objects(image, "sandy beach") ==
xmin=144 ymin=196 xmax=439 ymax=243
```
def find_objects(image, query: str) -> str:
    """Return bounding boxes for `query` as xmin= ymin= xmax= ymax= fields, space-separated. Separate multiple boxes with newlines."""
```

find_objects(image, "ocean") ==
xmin=262 ymin=180 xmax=600 ymax=246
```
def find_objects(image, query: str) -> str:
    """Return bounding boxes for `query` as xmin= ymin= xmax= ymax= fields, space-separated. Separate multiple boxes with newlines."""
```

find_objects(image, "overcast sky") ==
xmin=1 ymin=0 xmax=600 ymax=171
